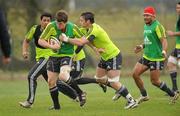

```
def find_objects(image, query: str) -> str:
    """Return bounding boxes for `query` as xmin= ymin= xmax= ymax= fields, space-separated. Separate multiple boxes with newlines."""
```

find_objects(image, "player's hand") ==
xmin=134 ymin=45 xmax=143 ymax=53
xmin=97 ymin=48 xmax=105 ymax=54
xmin=59 ymin=33 xmax=69 ymax=42
xmin=49 ymin=42 xmax=60 ymax=50
xmin=166 ymin=30 xmax=174 ymax=37
xmin=162 ymin=50 xmax=167 ymax=59
xmin=22 ymin=51 xmax=29 ymax=59
xmin=2 ymin=56 xmax=11 ymax=64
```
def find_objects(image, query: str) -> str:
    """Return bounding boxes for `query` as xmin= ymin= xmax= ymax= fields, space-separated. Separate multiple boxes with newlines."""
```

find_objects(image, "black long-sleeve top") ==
xmin=0 ymin=9 xmax=11 ymax=58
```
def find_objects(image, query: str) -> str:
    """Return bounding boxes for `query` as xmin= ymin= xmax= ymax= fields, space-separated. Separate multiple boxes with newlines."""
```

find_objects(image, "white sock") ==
xmin=126 ymin=93 xmax=134 ymax=102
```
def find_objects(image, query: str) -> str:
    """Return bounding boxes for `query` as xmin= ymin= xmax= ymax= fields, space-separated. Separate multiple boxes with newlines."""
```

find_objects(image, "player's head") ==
xmin=143 ymin=6 xmax=156 ymax=25
xmin=40 ymin=12 xmax=52 ymax=29
xmin=80 ymin=12 xmax=94 ymax=28
xmin=176 ymin=2 xmax=180 ymax=15
xmin=55 ymin=10 xmax=68 ymax=30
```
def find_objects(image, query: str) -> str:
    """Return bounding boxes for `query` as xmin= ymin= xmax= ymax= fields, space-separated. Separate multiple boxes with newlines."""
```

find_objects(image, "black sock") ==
xmin=117 ymin=85 xmax=129 ymax=98
xmin=57 ymin=80 xmax=77 ymax=99
xmin=50 ymin=86 xmax=60 ymax=109
xmin=140 ymin=89 xmax=148 ymax=97
xmin=76 ymin=77 xmax=97 ymax=84
xmin=66 ymin=77 xmax=83 ymax=95
xmin=170 ymin=72 xmax=178 ymax=91
xmin=159 ymin=82 xmax=174 ymax=97
xmin=106 ymin=81 xmax=111 ymax=87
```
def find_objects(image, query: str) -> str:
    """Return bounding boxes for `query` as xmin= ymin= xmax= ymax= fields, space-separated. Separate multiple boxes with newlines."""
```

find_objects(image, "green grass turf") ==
xmin=0 ymin=75 xmax=179 ymax=116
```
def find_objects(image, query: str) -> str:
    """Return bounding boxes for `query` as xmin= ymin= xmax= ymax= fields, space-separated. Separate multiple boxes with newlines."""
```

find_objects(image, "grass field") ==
xmin=0 ymin=75 xmax=179 ymax=116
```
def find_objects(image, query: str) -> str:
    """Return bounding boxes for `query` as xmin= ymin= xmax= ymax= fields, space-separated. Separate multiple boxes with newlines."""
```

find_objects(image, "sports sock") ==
xmin=159 ymin=82 xmax=174 ymax=97
xmin=106 ymin=81 xmax=111 ymax=87
xmin=49 ymin=86 xmax=60 ymax=109
xmin=57 ymin=80 xmax=77 ymax=99
xmin=140 ymin=89 xmax=148 ymax=97
xmin=170 ymin=72 xmax=178 ymax=91
xmin=66 ymin=77 xmax=83 ymax=95
xmin=76 ymin=77 xmax=97 ymax=84
xmin=118 ymin=85 xmax=134 ymax=102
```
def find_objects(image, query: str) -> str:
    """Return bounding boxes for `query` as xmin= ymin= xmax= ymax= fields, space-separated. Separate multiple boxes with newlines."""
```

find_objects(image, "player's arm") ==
xmin=156 ymin=24 xmax=168 ymax=58
xmin=39 ymin=37 xmax=60 ymax=50
xmin=22 ymin=25 xmax=36 ymax=59
xmin=134 ymin=43 xmax=144 ymax=54
xmin=22 ymin=39 xmax=30 ymax=59
xmin=160 ymin=38 xmax=168 ymax=57
xmin=167 ymin=30 xmax=180 ymax=36
xmin=38 ymin=24 xmax=60 ymax=50
xmin=72 ymin=24 xmax=85 ymax=54
xmin=60 ymin=34 xmax=95 ymax=46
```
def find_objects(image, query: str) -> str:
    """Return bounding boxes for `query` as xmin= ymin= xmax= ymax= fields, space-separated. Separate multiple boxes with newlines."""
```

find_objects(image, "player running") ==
xmin=132 ymin=6 xmax=179 ymax=104
xmin=60 ymin=12 xmax=138 ymax=109
xmin=38 ymin=10 xmax=86 ymax=110
xmin=19 ymin=12 xmax=77 ymax=108
xmin=70 ymin=28 xmax=107 ymax=92
xmin=166 ymin=2 xmax=180 ymax=93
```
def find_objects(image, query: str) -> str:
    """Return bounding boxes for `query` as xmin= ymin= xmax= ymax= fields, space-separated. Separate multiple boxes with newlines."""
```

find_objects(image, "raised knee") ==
xmin=27 ymin=73 xmax=35 ymax=80
xmin=151 ymin=79 xmax=159 ymax=86
xmin=94 ymin=75 xmax=107 ymax=83
xmin=48 ymin=79 xmax=56 ymax=88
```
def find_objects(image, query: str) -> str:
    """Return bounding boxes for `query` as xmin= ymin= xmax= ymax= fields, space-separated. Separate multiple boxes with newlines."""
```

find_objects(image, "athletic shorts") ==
xmin=47 ymin=56 xmax=72 ymax=73
xmin=98 ymin=53 xmax=122 ymax=71
xmin=71 ymin=58 xmax=86 ymax=72
xmin=70 ymin=58 xmax=86 ymax=79
xmin=138 ymin=57 xmax=164 ymax=71
xmin=170 ymin=48 xmax=180 ymax=59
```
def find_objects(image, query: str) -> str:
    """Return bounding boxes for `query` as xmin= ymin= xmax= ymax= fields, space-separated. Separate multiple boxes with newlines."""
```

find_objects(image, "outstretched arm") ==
xmin=167 ymin=30 xmax=180 ymax=37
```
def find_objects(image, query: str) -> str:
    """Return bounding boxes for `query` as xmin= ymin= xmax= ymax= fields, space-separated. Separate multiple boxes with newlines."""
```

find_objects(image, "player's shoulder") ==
xmin=155 ymin=20 xmax=165 ymax=30
xmin=31 ymin=24 xmax=38 ymax=29
xmin=155 ymin=20 xmax=164 ymax=27
xmin=27 ymin=24 xmax=37 ymax=31
xmin=27 ymin=24 xmax=38 ymax=33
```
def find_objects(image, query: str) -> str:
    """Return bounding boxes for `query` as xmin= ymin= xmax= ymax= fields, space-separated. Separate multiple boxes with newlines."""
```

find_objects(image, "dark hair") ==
xmin=178 ymin=2 xmax=180 ymax=5
xmin=55 ymin=10 xmax=68 ymax=23
xmin=81 ymin=12 xmax=95 ymax=23
xmin=40 ymin=12 xmax=52 ymax=20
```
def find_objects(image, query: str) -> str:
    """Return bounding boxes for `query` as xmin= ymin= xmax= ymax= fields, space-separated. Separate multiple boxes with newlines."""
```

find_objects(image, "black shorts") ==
xmin=70 ymin=58 xmax=86 ymax=79
xmin=138 ymin=57 xmax=164 ymax=71
xmin=71 ymin=58 xmax=86 ymax=72
xmin=98 ymin=53 xmax=122 ymax=71
xmin=170 ymin=48 xmax=180 ymax=59
xmin=47 ymin=56 xmax=72 ymax=73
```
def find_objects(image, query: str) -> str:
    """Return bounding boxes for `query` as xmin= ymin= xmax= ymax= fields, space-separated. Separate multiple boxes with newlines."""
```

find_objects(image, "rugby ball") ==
xmin=48 ymin=36 xmax=60 ymax=45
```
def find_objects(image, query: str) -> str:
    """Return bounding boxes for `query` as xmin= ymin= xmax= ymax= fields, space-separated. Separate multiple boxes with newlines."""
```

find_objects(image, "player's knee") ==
xmin=150 ymin=79 xmax=159 ymax=86
xmin=108 ymin=76 xmax=119 ymax=83
xmin=94 ymin=75 xmax=107 ymax=83
xmin=168 ymin=56 xmax=177 ymax=66
xmin=27 ymin=73 xmax=35 ymax=81
xmin=60 ymin=66 xmax=71 ymax=82
xmin=48 ymin=79 xmax=56 ymax=88
xmin=178 ymin=60 xmax=180 ymax=68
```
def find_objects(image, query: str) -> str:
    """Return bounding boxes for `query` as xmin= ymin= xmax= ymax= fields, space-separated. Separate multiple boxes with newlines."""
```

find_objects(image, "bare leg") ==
xmin=132 ymin=62 xmax=148 ymax=95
